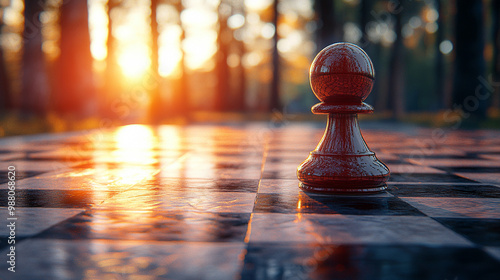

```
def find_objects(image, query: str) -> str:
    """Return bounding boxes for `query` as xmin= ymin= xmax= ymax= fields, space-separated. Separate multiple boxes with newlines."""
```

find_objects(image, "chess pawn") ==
xmin=297 ymin=42 xmax=390 ymax=194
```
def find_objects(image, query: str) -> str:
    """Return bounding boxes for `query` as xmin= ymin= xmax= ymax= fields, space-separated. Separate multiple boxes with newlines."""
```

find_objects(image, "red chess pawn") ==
xmin=297 ymin=42 xmax=390 ymax=194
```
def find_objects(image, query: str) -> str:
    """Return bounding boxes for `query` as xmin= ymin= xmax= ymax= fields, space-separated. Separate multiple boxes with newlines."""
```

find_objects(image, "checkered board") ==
xmin=0 ymin=123 xmax=499 ymax=280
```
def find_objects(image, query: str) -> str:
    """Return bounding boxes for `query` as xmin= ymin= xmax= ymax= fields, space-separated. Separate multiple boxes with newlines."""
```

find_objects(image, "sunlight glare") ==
xmin=114 ymin=125 xmax=156 ymax=165
xmin=118 ymin=44 xmax=151 ymax=79
xmin=180 ymin=8 xmax=218 ymax=27
xmin=182 ymin=30 xmax=218 ymax=70
xmin=180 ymin=5 xmax=219 ymax=71
xmin=88 ymin=0 xmax=109 ymax=61
xmin=159 ymin=126 xmax=183 ymax=178
xmin=244 ymin=0 xmax=273 ymax=11
xmin=3 ymin=3 xmax=24 ymax=26
xmin=110 ymin=3 xmax=152 ymax=79
xmin=228 ymin=14 xmax=245 ymax=29
xmin=89 ymin=125 xmax=157 ymax=189
xmin=159 ymin=45 xmax=183 ymax=77
xmin=159 ymin=25 xmax=183 ymax=77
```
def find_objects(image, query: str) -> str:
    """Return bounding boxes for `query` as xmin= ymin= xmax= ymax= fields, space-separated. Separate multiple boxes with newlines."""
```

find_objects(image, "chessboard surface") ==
xmin=0 ymin=123 xmax=499 ymax=279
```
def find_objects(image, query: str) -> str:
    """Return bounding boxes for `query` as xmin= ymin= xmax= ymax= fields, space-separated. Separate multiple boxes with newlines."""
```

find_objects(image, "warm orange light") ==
xmin=158 ymin=126 xmax=183 ymax=178
xmin=158 ymin=26 xmax=183 ymax=78
xmin=114 ymin=125 xmax=156 ymax=165
xmin=95 ymin=125 xmax=158 ymax=188
xmin=180 ymin=6 xmax=218 ymax=71
xmin=117 ymin=44 xmax=152 ymax=79
xmin=88 ymin=125 xmax=158 ymax=194
xmin=245 ymin=0 xmax=273 ymax=11
xmin=88 ymin=0 xmax=108 ymax=61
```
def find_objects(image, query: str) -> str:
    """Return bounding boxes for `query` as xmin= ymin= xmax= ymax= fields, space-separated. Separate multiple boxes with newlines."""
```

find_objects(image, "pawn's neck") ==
xmin=314 ymin=113 xmax=373 ymax=156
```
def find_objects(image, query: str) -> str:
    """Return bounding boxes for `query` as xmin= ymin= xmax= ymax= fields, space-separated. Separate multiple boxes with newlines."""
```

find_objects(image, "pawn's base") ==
xmin=299 ymin=182 xmax=387 ymax=194
xmin=296 ymin=105 xmax=390 ymax=195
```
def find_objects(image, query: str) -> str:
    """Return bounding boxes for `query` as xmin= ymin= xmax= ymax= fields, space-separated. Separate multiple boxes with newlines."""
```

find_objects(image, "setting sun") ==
xmin=117 ymin=44 xmax=151 ymax=79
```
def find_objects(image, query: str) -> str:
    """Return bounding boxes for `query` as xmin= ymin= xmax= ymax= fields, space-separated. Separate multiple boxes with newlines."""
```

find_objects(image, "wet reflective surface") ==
xmin=0 ymin=124 xmax=500 ymax=279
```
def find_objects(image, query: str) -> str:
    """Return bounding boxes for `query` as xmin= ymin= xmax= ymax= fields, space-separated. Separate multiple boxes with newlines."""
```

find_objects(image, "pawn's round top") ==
xmin=310 ymin=43 xmax=374 ymax=104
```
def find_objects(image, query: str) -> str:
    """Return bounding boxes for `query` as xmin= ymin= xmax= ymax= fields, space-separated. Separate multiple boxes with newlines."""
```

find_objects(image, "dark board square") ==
xmin=241 ymin=244 xmax=500 ymax=280
xmin=35 ymin=211 xmax=251 ymax=242
xmin=0 ymin=171 xmax=45 ymax=184
xmin=435 ymin=167 xmax=500 ymax=173
xmin=435 ymin=218 xmax=500 ymax=246
xmin=389 ymin=173 xmax=477 ymax=183
xmin=0 ymin=190 xmax=115 ymax=208
xmin=0 ymin=236 xmax=29 ymax=250
xmin=212 ymin=162 xmax=262 ymax=170
xmin=261 ymin=170 xmax=294 ymax=179
xmin=27 ymin=154 xmax=92 ymax=162
xmin=253 ymin=193 xmax=301 ymax=213
xmin=382 ymin=159 xmax=409 ymax=165
xmin=254 ymin=193 xmax=424 ymax=216
xmin=157 ymin=179 xmax=260 ymax=192
xmin=266 ymin=157 xmax=305 ymax=164
xmin=388 ymin=184 xmax=500 ymax=198
xmin=398 ymin=154 xmax=479 ymax=159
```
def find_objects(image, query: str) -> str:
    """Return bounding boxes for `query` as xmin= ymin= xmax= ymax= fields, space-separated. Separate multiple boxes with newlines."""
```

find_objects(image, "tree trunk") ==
xmin=452 ymin=0 xmax=487 ymax=121
xmin=215 ymin=1 xmax=230 ymax=111
xmin=21 ymin=0 xmax=49 ymax=116
xmin=492 ymin=0 xmax=500 ymax=110
xmin=359 ymin=0 xmax=370 ymax=42
xmin=0 ymin=15 xmax=11 ymax=111
xmin=148 ymin=0 xmax=162 ymax=123
xmin=232 ymin=0 xmax=247 ymax=112
xmin=102 ymin=0 xmax=119 ymax=118
xmin=359 ymin=0 xmax=378 ymax=106
xmin=270 ymin=0 xmax=281 ymax=112
xmin=435 ymin=0 xmax=444 ymax=110
xmin=315 ymin=0 xmax=337 ymax=51
xmin=387 ymin=9 xmax=404 ymax=119
xmin=235 ymin=38 xmax=246 ymax=112
xmin=54 ymin=0 xmax=95 ymax=117
xmin=0 ymin=47 xmax=10 ymax=111
xmin=173 ymin=0 xmax=189 ymax=117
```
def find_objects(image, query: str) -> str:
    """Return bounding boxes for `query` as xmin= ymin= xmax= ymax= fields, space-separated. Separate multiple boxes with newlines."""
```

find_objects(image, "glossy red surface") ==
xmin=298 ymin=42 xmax=390 ymax=194
xmin=311 ymin=102 xmax=374 ymax=114
xmin=297 ymin=113 xmax=390 ymax=193
xmin=310 ymin=43 xmax=375 ymax=103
